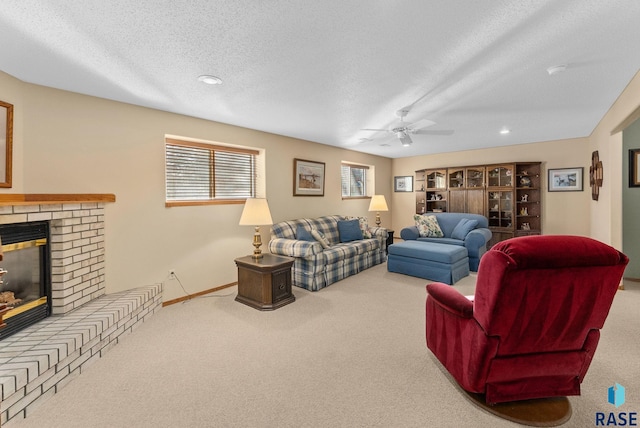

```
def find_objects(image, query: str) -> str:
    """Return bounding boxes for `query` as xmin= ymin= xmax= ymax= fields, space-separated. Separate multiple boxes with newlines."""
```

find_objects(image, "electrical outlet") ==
xmin=169 ymin=269 xmax=176 ymax=279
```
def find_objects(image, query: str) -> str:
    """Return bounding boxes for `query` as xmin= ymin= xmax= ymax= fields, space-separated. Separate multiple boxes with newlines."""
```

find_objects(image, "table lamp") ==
xmin=239 ymin=198 xmax=273 ymax=260
xmin=368 ymin=195 xmax=388 ymax=227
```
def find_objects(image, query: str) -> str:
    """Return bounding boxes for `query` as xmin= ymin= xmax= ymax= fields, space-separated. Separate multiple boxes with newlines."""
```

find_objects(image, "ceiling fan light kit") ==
xmin=397 ymin=131 xmax=413 ymax=146
xmin=360 ymin=107 xmax=453 ymax=147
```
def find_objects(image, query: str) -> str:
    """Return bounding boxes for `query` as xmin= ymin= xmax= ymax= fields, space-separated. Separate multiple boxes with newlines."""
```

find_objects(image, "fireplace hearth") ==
xmin=0 ymin=221 xmax=51 ymax=340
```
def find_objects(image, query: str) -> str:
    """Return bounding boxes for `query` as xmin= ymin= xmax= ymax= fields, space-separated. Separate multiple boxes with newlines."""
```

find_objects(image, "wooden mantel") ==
xmin=0 ymin=194 xmax=116 ymax=206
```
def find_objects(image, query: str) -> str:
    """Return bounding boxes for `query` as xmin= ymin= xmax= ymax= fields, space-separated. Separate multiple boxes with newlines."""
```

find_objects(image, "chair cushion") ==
xmin=414 ymin=214 xmax=444 ymax=238
xmin=451 ymin=218 xmax=478 ymax=240
xmin=337 ymin=219 xmax=363 ymax=242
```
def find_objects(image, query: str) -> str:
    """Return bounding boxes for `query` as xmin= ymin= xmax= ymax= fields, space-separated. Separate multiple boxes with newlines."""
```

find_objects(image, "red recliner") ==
xmin=426 ymin=235 xmax=628 ymax=405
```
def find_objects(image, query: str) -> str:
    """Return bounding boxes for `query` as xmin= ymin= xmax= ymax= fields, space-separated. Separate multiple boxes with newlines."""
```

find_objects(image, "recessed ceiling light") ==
xmin=546 ymin=65 xmax=567 ymax=76
xmin=500 ymin=129 xmax=511 ymax=135
xmin=198 ymin=75 xmax=222 ymax=85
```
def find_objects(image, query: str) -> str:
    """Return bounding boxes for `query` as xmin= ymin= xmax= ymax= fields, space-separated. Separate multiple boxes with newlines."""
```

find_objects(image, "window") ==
xmin=341 ymin=162 xmax=371 ymax=198
xmin=165 ymin=137 xmax=263 ymax=206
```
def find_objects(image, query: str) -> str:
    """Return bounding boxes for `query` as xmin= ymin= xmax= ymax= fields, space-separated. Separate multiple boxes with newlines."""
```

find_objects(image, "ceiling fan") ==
xmin=361 ymin=109 xmax=453 ymax=146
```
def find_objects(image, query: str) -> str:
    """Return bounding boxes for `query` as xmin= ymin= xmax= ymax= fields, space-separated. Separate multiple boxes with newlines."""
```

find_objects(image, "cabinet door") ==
xmin=487 ymin=164 xmax=514 ymax=187
xmin=448 ymin=168 xmax=464 ymax=189
xmin=466 ymin=167 xmax=485 ymax=188
xmin=466 ymin=189 xmax=485 ymax=215
xmin=426 ymin=169 xmax=447 ymax=189
xmin=448 ymin=190 xmax=466 ymax=213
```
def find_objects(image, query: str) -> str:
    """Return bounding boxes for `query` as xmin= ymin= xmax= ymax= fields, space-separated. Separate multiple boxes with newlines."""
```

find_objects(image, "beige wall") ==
xmin=391 ymin=138 xmax=592 ymax=238
xmin=1 ymin=71 xmax=391 ymax=301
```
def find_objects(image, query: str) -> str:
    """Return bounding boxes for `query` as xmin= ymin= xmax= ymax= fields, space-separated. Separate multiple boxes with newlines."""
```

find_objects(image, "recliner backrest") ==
xmin=473 ymin=235 xmax=628 ymax=356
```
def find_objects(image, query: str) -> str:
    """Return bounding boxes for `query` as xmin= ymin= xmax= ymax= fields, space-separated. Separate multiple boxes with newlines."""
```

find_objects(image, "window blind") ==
xmin=166 ymin=141 xmax=256 ymax=202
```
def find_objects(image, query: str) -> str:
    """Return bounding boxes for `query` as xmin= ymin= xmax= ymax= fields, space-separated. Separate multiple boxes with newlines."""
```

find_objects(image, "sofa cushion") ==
xmin=338 ymin=219 xmax=363 ymax=242
xmin=347 ymin=238 xmax=379 ymax=254
xmin=307 ymin=215 xmax=342 ymax=245
xmin=451 ymin=218 xmax=479 ymax=240
xmin=296 ymin=225 xmax=315 ymax=242
xmin=310 ymin=228 xmax=331 ymax=249
xmin=323 ymin=244 xmax=359 ymax=264
xmin=414 ymin=214 xmax=444 ymax=238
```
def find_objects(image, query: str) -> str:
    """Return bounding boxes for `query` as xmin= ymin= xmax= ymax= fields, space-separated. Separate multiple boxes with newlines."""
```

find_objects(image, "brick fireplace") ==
xmin=0 ymin=195 xmax=163 ymax=425
xmin=0 ymin=198 xmax=107 ymax=314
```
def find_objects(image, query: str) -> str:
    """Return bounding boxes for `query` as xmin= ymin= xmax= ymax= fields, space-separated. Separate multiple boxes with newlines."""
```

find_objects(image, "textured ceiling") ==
xmin=1 ymin=1 xmax=639 ymax=158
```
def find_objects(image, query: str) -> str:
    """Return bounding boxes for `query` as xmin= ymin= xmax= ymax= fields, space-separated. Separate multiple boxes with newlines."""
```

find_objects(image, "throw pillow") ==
xmin=414 ymin=214 xmax=444 ymax=238
xmin=296 ymin=225 xmax=316 ymax=242
xmin=310 ymin=228 xmax=331 ymax=249
xmin=451 ymin=218 xmax=479 ymax=240
xmin=346 ymin=216 xmax=372 ymax=239
xmin=337 ymin=219 xmax=364 ymax=243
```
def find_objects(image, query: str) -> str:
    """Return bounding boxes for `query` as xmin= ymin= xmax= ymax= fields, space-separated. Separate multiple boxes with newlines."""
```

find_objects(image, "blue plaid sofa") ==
xmin=268 ymin=215 xmax=388 ymax=291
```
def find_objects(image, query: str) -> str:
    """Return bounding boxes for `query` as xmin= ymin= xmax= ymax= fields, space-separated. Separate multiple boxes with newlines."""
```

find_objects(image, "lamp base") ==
xmin=252 ymin=226 xmax=264 ymax=260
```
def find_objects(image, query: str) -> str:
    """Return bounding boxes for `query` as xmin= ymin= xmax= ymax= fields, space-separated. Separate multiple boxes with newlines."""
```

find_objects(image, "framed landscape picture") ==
xmin=394 ymin=176 xmax=413 ymax=192
xmin=293 ymin=158 xmax=325 ymax=196
xmin=548 ymin=167 xmax=583 ymax=192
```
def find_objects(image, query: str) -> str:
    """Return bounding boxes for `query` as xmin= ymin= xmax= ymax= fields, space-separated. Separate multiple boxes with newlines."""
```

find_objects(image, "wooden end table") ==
xmin=234 ymin=254 xmax=295 ymax=311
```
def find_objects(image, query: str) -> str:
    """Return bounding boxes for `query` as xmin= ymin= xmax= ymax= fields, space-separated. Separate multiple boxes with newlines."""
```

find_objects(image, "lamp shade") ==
xmin=239 ymin=198 xmax=273 ymax=226
xmin=368 ymin=195 xmax=388 ymax=212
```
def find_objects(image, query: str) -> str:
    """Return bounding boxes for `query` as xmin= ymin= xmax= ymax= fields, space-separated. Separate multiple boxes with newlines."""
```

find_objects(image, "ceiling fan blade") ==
xmin=360 ymin=128 xmax=391 ymax=132
xmin=407 ymin=118 xmax=436 ymax=131
xmin=412 ymin=129 xmax=455 ymax=135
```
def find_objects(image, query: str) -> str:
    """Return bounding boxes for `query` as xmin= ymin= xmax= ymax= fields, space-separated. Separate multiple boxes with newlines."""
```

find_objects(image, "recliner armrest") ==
xmin=426 ymin=282 xmax=474 ymax=318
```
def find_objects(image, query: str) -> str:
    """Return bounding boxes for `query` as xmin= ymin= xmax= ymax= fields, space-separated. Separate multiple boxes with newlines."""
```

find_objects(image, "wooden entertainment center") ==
xmin=415 ymin=162 xmax=542 ymax=247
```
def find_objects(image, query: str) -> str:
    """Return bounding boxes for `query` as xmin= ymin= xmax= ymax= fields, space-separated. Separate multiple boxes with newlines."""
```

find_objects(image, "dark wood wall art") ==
xmin=589 ymin=151 xmax=603 ymax=201
xmin=0 ymin=100 xmax=13 ymax=188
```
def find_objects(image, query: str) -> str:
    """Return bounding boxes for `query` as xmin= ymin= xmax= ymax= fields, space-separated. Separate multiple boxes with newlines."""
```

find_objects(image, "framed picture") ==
xmin=394 ymin=176 xmax=413 ymax=192
xmin=293 ymin=158 xmax=325 ymax=196
xmin=629 ymin=149 xmax=640 ymax=187
xmin=0 ymin=100 xmax=13 ymax=188
xmin=548 ymin=167 xmax=583 ymax=192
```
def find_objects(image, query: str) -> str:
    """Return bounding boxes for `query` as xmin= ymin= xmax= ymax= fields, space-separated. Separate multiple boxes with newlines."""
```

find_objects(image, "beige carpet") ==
xmin=6 ymin=264 xmax=640 ymax=428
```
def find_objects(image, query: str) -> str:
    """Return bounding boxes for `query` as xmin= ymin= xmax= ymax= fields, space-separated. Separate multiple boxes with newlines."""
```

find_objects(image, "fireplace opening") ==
xmin=0 ymin=221 xmax=51 ymax=340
